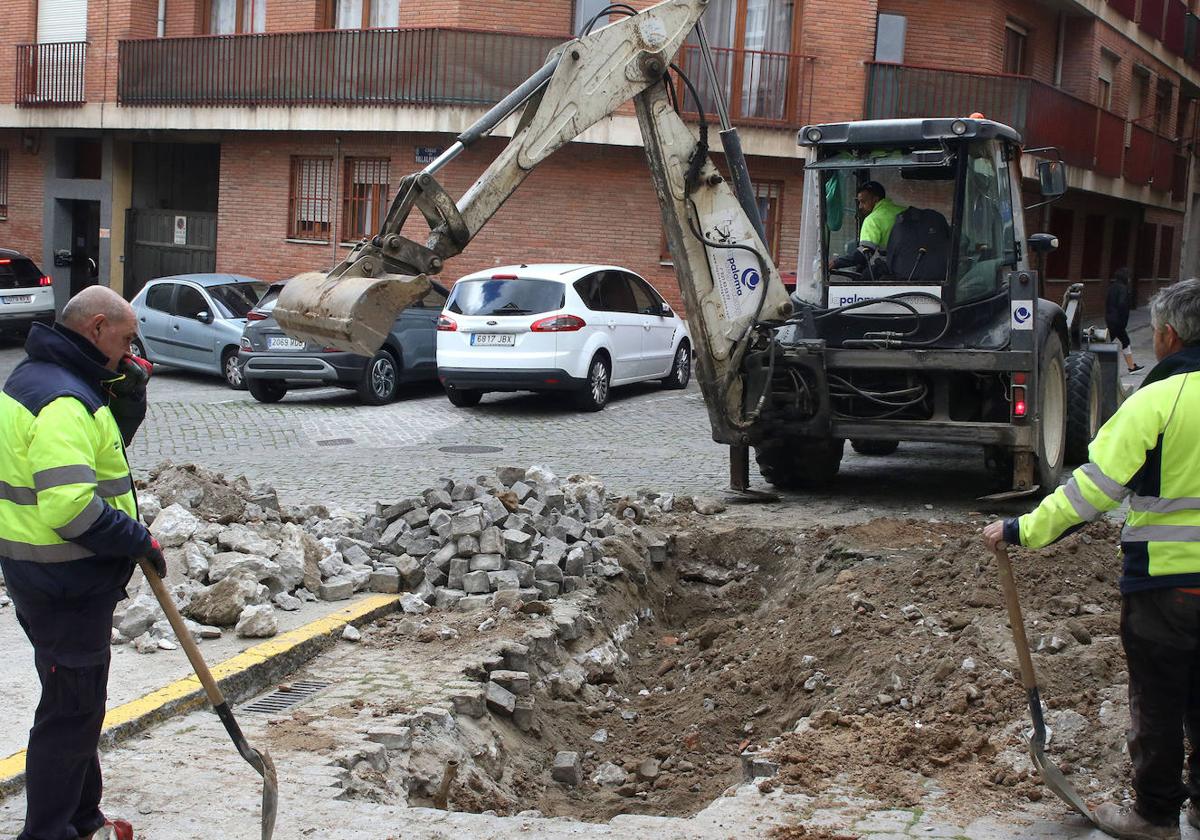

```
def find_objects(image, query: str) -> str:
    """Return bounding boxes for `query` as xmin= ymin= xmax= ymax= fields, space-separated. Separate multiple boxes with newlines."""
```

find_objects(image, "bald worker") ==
xmin=0 ymin=285 xmax=162 ymax=840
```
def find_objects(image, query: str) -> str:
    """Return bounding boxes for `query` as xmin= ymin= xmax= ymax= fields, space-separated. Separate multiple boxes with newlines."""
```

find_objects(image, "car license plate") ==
xmin=267 ymin=336 xmax=306 ymax=350
xmin=472 ymin=333 xmax=515 ymax=347
xmin=1 ymin=295 xmax=33 ymax=305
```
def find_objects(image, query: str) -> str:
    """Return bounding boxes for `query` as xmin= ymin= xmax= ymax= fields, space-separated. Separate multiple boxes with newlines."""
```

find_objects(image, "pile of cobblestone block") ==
xmin=109 ymin=461 xmax=664 ymax=653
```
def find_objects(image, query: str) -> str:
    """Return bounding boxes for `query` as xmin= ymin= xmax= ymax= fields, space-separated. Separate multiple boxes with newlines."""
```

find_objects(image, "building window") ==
xmin=204 ymin=0 xmax=265 ymax=34
xmin=288 ymin=157 xmax=335 ymax=242
xmin=874 ymin=13 xmax=907 ymax=63
xmin=574 ymin=0 xmax=609 ymax=34
xmin=1098 ymin=50 xmax=1118 ymax=110
xmin=1003 ymin=21 xmax=1028 ymax=75
xmin=0 ymin=150 xmax=9 ymax=220
xmin=754 ymin=181 xmax=783 ymax=260
xmin=322 ymin=0 xmax=399 ymax=29
xmin=341 ymin=158 xmax=390 ymax=243
xmin=1155 ymin=78 xmax=1174 ymax=133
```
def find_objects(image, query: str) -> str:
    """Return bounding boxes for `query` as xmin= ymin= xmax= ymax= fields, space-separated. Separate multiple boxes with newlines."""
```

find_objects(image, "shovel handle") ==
xmin=994 ymin=545 xmax=1038 ymax=693
xmin=137 ymin=558 xmax=227 ymax=708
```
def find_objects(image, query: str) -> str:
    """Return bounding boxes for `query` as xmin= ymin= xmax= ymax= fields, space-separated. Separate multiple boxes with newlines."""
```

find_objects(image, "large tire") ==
xmin=1065 ymin=351 xmax=1102 ymax=465
xmin=222 ymin=347 xmax=246 ymax=390
xmin=445 ymin=385 xmax=483 ymax=408
xmin=247 ymin=378 xmax=287 ymax=404
xmin=850 ymin=439 xmax=899 ymax=456
xmin=1034 ymin=334 xmax=1067 ymax=492
xmin=130 ymin=338 xmax=147 ymax=360
xmin=574 ymin=354 xmax=611 ymax=412
xmin=661 ymin=341 xmax=691 ymax=390
xmin=755 ymin=436 xmax=845 ymax=489
xmin=358 ymin=349 xmax=400 ymax=405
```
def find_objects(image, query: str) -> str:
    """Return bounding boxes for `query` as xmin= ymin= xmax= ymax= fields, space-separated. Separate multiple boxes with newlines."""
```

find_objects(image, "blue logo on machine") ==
xmin=737 ymin=267 xmax=761 ymax=294
xmin=1013 ymin=305 xmax=1032 ymax=325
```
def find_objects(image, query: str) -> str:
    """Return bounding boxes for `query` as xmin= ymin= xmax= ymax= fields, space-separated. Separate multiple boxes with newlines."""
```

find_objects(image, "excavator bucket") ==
xmin=272 ymin=271 xmax=432 ymax=357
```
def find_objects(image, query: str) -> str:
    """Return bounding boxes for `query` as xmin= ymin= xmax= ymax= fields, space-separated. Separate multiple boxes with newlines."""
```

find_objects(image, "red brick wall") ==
xmin=800 ymin=0 xmax=877 ymax=124
xmin=0 ymin=0 xmax=39 ymax=106
xmin=214 ymin=131 xmax=806 ymax=315
xmin=0 ymin=131 xmax=46 ymax=262
xmin=1095 ymin=21 xmax=1182 ymax=133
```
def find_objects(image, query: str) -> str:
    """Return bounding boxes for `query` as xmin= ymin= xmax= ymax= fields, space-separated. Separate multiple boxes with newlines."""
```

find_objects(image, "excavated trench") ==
xmin=338 ymin=513 xmax=1134 ymax=824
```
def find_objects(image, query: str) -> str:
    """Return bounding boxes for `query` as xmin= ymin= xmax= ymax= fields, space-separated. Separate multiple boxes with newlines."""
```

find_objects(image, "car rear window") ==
xmin=0 ymin=258 xmax=44 ymax=290
xmin=253 ymin=286 xmax=284 ymax=314
xmin=447 ymin=278 xmax=564 ymax=316
xmin=209 ymin=282 xmax=266 ymax=318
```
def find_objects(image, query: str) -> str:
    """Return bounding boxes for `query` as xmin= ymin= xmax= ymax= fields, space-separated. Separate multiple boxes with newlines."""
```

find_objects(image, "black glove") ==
xmin=108 ymin=354 xmax=151 ymax=446
xmin=145 ymin=537 xmax=167 ymax=579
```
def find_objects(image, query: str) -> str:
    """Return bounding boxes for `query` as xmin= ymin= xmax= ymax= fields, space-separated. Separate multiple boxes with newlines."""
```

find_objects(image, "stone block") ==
xmin=503 ymin=529 xmax=533 ymax=559
xmin=434 ymin=588 xmax=466 ymax=609
xmin=489 ymin=669 xmax=530 ymax=696
xmin=534 ymin=561 xmax=564 ymax=584
xmin=449 ymin=685 xmax=487 ymax=718
xmin=378 ymin=498 xmax=420 ymax=522
xmin=318 ymin=577 xmax=354 ymax=601
xmin=448 ymin=558 xmax=469 ymax=590
xmin=456 ymin=535 xmax=480 ymax=557
xmin=402 ymin=507 xmax=430 ymax=529
xmin=518 ymin=587 xmax=543 ymax=602
xmin=512 ymin=696 xmax=535 ymax=732
xmin=496 ymin=466 xmax=527 ymax=486
xmin=450 ymin=511 xmax=484 ymax=539
xmin=506 ymin=559 xmax=534 ymax=588
xmin=424 ymin=566 xmax=448 ymax=588
xmin=562 ymin=575 xmax=586 ymax=593
xmin=457 ymin=594 xmax=492 ymax=612
xmin=563 ymin=547 xmax=588 ymax=577
xmin=492 ymin=589 xmax=523 ymax=610
xmin=488 ymin=570 xmax=521 ymax=591
xmin=470 ymin=554 xmax=504 ymax=572
xmin=552 ymin=751 xmax=583 ymax=786
xmin=368 ymin=567 xmax=401 ymax=594
xmin=485 ymin=680 xmax=516 ymax=716
xmin=450 ymin=482 xmax=479 ymax=502
xmin=509 ymin=481 xmax=534 ymax=502
xmin=519 ymin=496 xmax=547 ymax=519
xmin=503 ymin=643 xmax=530 ymax=673
xmin=400 ymin=593 xmax=430 ymax=614
xmin=534 ymin=580 xmax=561 ymax=599
xmin=367 ymin=727 xmax=412 ymax=751
xmin=423 ymin=488 xmax=452 ymax=511
xmin=549 ymin=516 xmax=586 ymax=543
xmin=389 ymin=554 xmax=424 ymax=589
xmin=478 ymin=526 xmax=504 ymax=555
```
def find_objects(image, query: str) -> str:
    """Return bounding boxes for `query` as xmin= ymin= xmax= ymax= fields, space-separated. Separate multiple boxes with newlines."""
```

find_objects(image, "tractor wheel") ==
xmin=850 ymin=439 xmax=900 ymax=456
xmin=1064 ymin=351 xmax=1102 ymax=465
xmin=754 ymin=436 xmax=844 ymax=490
xmin=1033 ymin=335 xmax=1067 ymax=492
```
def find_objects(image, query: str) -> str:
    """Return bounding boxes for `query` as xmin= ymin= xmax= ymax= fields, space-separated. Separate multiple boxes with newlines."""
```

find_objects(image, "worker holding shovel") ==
xmin=985 ymin=277 xmax=1200 ymax=840
xmin=0 ymin=286 xmax=163 ymax=840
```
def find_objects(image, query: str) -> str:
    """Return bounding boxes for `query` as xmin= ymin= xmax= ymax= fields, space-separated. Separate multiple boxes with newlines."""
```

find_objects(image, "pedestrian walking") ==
xmin=0 ymin=285 xmax=163 ymax=840
xmin=1108 ymin=267 xmax=1144 ymax=372
xmin=984 ymin=277 xmax=1200 ymax=839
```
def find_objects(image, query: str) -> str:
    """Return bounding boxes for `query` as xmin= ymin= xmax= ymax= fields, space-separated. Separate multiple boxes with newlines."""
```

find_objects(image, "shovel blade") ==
xmin=274 ymin=271 xmax=432 ymax=357
xmin=1028 ymin=736 xmax=1095 ymax=823
xmin=255 ymin=747 xmax=279 ymax=840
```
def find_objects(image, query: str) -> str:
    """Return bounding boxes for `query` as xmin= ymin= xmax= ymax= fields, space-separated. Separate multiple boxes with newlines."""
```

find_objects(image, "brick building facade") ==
xmin=0 ymin=0 xmax=1197 ymax=314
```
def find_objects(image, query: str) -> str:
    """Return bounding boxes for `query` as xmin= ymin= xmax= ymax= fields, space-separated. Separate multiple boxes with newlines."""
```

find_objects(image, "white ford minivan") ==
xmin=436 ymin=264 xmax=691 ymax=411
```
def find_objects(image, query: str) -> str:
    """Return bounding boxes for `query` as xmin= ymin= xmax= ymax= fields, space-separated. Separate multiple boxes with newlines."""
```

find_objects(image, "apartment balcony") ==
xmin=117 ymin=27 xmax=815 ymax=128
xmin=866 ymin=62 xmax=1188 ymax=202
xmin=16 ymin=41 xmax=88 ymax=107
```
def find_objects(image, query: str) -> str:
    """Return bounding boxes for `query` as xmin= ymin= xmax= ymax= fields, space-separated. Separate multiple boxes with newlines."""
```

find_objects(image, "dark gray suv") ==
xmin=239 ymin=281 xmax=448 ymax=404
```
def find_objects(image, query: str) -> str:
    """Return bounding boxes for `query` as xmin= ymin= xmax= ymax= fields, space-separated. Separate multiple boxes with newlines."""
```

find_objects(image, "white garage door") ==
xmin=37 ymin=0 xmax=88 ymax=43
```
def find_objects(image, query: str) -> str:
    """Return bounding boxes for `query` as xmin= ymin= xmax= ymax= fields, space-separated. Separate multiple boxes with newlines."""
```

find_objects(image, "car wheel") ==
xmin=247 ymin=379 xmax=288 ymax=404
xmin=358 ymin=349 xmax=400 ymax=405
xmin=445 ymin=385 xmax=483 ymax=408
xmin=661 ymin=341 xmax=691 ymax=390
xmin=130 ymin=338 xmax=147 ymax=360
xmin=222 ymin=347 xmax=246 ymax=390
xmin=574 ymin=354 xmax=611 ymax=412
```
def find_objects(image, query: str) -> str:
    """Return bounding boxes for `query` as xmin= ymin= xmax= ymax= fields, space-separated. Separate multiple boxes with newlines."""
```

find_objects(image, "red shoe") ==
xmin=90 ymin=819 xmax=134 ymax=840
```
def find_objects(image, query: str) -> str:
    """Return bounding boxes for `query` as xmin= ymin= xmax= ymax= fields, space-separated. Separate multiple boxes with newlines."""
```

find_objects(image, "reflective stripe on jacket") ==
xmin=1013 ymin=345 xmax=1200 ymax=594
xmin=0 ymin=323 xmax=149 ymax=602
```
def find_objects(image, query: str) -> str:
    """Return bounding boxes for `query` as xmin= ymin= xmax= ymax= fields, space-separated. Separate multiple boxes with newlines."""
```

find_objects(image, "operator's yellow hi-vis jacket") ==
xmin=1004 ymin=345 xmax=1200 ymax=594
xmin=0 ymin=323 xmax=150 ymax=603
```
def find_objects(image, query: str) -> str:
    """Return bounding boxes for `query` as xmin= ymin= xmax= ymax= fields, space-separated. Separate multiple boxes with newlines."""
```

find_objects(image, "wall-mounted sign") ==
xmin=415 ymin=147 xmax=444 ymax=164
xmin=173 ymin=215 xmax=187 ymax=246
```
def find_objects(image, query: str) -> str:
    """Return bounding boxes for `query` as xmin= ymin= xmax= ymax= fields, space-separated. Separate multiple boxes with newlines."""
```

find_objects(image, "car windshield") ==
xmin=208 ymin=282 xmax=266 ymax=319
xmin=447 ymin=278 xmax=564 ymax=316
xmin=0 ymin=258 xmax=44 ymax=290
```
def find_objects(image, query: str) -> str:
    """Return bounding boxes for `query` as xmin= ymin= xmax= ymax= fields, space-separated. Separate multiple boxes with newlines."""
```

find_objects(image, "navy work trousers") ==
xmin=8 ymin=587 xmax=118 ymax=840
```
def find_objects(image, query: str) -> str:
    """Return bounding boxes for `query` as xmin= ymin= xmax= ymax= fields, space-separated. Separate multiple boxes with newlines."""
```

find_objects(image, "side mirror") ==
xmin=1028 ymin=233 xmax=1059 ymax=254
xmin=196 ymin=310 xmax=213 ymax=324
xmin=660 ymin=302 xmax=673 ymax=317
xmin=1037 ymin=159 xmax=1067 ymax=198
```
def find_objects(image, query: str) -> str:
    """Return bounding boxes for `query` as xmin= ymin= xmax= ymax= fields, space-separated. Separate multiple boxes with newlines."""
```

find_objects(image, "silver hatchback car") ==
xmin=130 ymin=274 xmax=267 ymax=388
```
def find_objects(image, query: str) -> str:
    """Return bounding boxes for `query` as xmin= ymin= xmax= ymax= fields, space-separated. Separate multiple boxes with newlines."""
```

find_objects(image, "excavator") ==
xmin=272 ymin=0 xmax=1123 ymax=498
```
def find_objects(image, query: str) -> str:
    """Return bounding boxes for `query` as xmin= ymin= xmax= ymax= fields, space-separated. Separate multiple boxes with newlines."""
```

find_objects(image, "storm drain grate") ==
xmin=242 ymin=680 xmax=331 ymax=714
xmin=438 ymin=444 xmax=504 ymax=454
xmin=316 ymin=438 xmax=355 ymax=447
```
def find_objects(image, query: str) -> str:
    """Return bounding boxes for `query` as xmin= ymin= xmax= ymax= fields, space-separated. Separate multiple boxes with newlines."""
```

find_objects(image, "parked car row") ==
xmin=3 ymin=258 xmax=691 ymax=412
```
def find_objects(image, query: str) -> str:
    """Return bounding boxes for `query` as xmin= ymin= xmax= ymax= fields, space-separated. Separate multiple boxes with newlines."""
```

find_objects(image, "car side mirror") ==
xmin=196 ymin=310 xmax=213 ymax=324
xmin=1028 ymin=233 xmax=1059 ymax=254
xmin=1037 ymin=159 xmax=1067 ymax=198
xmin=660 ymin=303 xmax=673 ymax=317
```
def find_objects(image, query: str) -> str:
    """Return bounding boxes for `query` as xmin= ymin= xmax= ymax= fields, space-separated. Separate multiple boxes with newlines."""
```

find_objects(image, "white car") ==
xmin=436 ymin=264 xmax=692 ymax=411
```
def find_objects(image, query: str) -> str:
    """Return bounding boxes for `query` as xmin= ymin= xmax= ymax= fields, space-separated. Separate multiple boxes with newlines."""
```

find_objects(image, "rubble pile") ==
xmin=112 ymin=462 xmax=669 ymax=654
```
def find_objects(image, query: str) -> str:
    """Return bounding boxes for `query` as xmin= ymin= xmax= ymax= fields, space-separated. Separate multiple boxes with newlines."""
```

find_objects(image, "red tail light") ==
xmin=531 ymin=314 xmax=586 ymax=332
xmin=246 ymin=310 xmax=267 ymax=321
xmin=1012 ymin=386 xmax=1027 ymax=418
xmin=437 ymin=314 xmax=458 ymax=332
xmin=1012 ymin=372 xmax=1027 ymax=385
xmin=491 ymin=273 xmax=518 ymax=280
xmin=39 ymin=275 xmax=52 ymax=286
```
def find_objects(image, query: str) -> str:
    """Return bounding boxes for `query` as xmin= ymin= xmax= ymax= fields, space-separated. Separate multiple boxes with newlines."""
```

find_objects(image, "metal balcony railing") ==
xmin=865 ymin=62 xmax=1188 ymax=198
xmin=16 ymin=41 xmax=88 ymax=107
xmin=117 ymin=27 xmax=815 ymax=128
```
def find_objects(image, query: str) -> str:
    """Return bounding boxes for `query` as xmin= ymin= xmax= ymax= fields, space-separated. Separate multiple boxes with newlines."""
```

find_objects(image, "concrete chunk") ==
xmin=512 ymin=695 xmax=534 ymax=731
xmin=469 ymin=554 xmax=504 ymax=572
xmin=366 ymin=727 xmax=412 ymax=751
xmin=368 ymin=567 xmax=401 ymax=593
xmin=449 ymin=685 xmax=486 ymax=718
xmin=489 ymin=669 xmax=531 ymax=696
xmin=488 ymin=570 xmax=521 ymax=591
xmin=485 ymin=680 xmax=516 ymax=716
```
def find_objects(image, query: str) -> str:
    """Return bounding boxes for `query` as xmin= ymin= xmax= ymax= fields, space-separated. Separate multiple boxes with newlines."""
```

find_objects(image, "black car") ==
xmin=0 ymin=249 xmax=54 ymax=336
xmin=238 ymin=281 xmax=449 ymax=405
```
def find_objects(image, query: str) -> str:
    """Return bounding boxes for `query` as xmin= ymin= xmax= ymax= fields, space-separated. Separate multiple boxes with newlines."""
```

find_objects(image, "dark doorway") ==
xmin=65 ymin=199 xmax=101 ymax=296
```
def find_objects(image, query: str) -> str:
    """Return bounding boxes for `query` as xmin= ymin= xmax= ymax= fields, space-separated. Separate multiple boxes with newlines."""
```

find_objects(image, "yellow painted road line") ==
xmin=0 ymin=594 xmax=399 ymax=793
